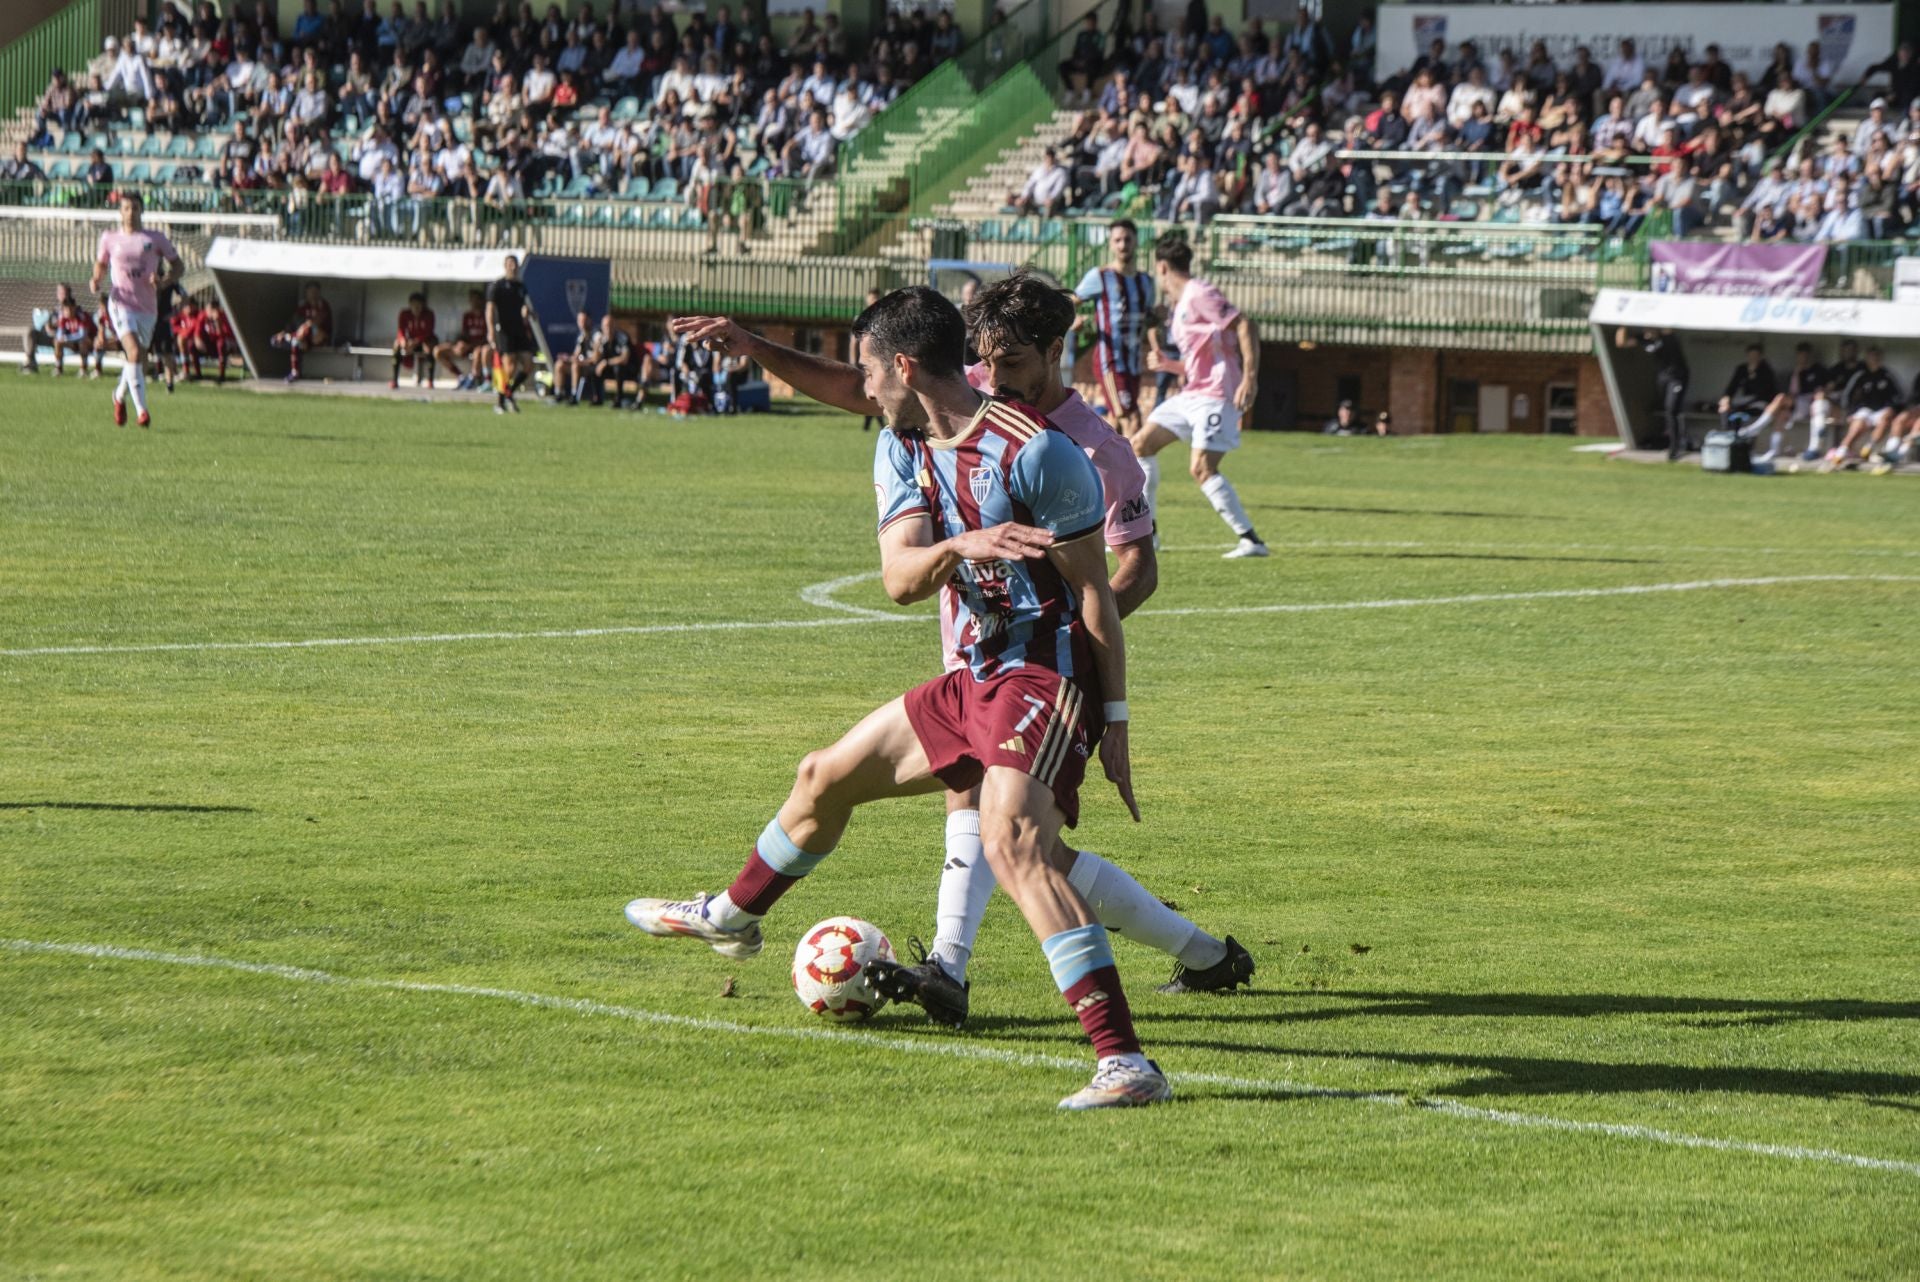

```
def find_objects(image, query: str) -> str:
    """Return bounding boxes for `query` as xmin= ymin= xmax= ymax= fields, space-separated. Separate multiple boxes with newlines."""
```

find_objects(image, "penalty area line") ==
xmin=5 ymin=937 xmax=1917 ymax=1179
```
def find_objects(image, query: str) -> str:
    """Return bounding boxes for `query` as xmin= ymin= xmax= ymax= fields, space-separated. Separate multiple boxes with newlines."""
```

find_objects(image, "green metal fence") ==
xmin=1 ymin=0 xmax=101 ymax=122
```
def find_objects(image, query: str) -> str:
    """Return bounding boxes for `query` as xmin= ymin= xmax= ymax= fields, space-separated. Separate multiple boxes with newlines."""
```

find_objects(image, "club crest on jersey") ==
xmin=969 ymin=465 xmax=996 ymax=505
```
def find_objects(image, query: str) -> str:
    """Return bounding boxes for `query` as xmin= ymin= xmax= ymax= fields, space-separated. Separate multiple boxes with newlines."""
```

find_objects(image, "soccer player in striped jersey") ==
xmin=1135 ymin=231 xmax=1270 ymax=559
xmin=632 ymin=287 xmax=1171 ymax=1109
xmin=661 ymin=280 xmax=1252 ymax=1028
xmin=1073 ymin=219 xmax=1155 ymax=441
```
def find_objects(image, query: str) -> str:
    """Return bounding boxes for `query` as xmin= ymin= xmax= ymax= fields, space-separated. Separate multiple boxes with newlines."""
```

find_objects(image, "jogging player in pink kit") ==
xmin=90 ymin=191 xmax=182 ymax=429
xmin=665 ymin=277 xmax=1253 ymax=1032
xmin=1133 ymin=230 xmax=1269 ymax=558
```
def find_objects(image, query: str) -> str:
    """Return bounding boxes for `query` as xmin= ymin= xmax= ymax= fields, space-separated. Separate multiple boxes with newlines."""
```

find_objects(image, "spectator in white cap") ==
xmin=1853 ymin=98 xmax=1895 ymax=155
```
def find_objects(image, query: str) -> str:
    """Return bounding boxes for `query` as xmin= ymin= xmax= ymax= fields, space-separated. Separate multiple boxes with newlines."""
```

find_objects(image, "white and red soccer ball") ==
xmin=791 ymin=916 xmax=895 ymax=1022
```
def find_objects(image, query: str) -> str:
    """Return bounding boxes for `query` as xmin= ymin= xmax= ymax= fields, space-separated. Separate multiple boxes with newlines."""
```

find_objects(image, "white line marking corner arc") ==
xmin=4 ymin=938 xmax=1915 ymax=1179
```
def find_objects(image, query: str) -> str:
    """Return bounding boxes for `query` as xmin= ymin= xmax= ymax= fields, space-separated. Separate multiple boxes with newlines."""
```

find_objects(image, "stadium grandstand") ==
xmin=2 ymin=0 xmax=1917 ymax=442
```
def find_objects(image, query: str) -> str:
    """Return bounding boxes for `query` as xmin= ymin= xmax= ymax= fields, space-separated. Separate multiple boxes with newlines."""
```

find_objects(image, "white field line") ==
xmin=5 ymin=574 xmax=1915 ymax=659
xmin=797 ymin=571 xmax=902 ymax=619
xmin=6 ymin=937 xmax=1917 ymax=1179
xmin=1160 ymin=537 xmax=1920 ymax=559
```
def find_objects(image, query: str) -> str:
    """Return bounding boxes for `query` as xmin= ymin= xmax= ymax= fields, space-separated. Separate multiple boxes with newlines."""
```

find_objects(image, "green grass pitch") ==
xmin=3 ymin=378 xmax=1917 ymax=1279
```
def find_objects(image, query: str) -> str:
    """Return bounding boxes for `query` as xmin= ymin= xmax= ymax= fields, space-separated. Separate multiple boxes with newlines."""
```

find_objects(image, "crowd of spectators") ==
xmin=1009 ymin=3 xmax=1915 ymax=245
xmin=13 ymin=0 xmax=962 ymax=239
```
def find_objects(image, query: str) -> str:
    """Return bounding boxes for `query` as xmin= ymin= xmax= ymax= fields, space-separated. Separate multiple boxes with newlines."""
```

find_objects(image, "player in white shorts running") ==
xmin=1133 ymin=231 xmax=1269 ymax=559
xmin=665 ymin=284 xmax=1255 ymax=1026
xmin=89 ymin=191 xmax=182 ymax=430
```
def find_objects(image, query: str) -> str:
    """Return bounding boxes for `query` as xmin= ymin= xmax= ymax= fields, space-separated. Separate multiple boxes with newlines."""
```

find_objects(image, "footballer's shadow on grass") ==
xmin=1305 ymin=990 xmax=1920 ymax=1029
xmin=0 ymin=801 xmax=256 ymax=814
xmin=1140 ymin=1039 xmax=1920 ymax=1103
xmin=1247 ymin=504 xmax=1564 ymax=520
xmin=1308 ymin=551 xmax=1658 ymax=565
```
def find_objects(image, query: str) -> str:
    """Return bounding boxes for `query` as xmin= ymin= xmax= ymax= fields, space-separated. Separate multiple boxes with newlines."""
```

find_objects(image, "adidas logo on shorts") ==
xmin=998 ymin=734 xmax=1026 ymax=755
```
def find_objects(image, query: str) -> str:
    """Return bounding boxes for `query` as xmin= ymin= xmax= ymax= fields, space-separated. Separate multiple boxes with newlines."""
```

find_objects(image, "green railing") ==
xmin=1 ymin=0 xmax=101 ymax=122
xmin=1199 ymin=215 xmax=1636 ymax=350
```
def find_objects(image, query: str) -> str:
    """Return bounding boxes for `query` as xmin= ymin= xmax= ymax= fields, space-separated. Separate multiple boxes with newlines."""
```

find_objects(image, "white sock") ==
xmin=113 ymin=364 xmax=130 ymax=404
xmin=1200 ymin=473 xmax=1255 ymax=539
xmin=1098 ymin=1052 xmax=1154 ymax=1073
xmin=1139 ymin=453 xmax=1160 ymax=521
xmin=930 ymin=809 xmax=992 ymax=981
xmin=127 ymin=360 xmax=148 ymax=416
xmin=704 ymin=890 xmax=758 ymax=930
xmin=1067 ymin=850 xmax=1227 ymax=969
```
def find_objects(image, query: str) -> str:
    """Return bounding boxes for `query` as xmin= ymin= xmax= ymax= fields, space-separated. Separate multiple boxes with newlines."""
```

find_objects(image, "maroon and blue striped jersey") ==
xmin=875 ymin=398 xmax=1106 ymax=682
xmin=1074 ymin=266 xmax=1155 ymax=379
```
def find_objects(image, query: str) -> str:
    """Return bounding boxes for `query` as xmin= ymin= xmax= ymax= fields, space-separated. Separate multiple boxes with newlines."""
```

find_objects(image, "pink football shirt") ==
xmin=940 ymin=371 xmax=1154 ymax=668
xmin=1169 ymin=277 xmax=1242 ymax=401
xmin=96 ymin=228 xmax=179 ymax=314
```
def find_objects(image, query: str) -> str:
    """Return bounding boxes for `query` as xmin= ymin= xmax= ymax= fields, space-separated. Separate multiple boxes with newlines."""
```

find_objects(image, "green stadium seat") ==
xmin=48 ymin=158 xmax=71 ymax=179
xmin=612 ymin=96 xmax=640 ymax=121
xmin=167 ymin=134 xmax=194 ymax=157
xmin=590 ymin=205 xmax=616 ymax=227
xmin=678 ymin=208 xmax=703 ymax=229
xmin=126 ymin=162 xmax=151 ymax=182
xmin=564 ymin=174 xmax=595 ymax=197
xmin=59 ymin=132 xmax=85 ymax=154
xmin=621 ymin=206 xmax=649 ymax=227
xmin=127 ymin=108 xmax=145 ymax=130
xmin=196 ymin=134 xmax=220 ymax=159
xmin=138 ymin=134 xmax=166 ymax=157
xmin=150 ymin=163 xmax=175 ymax=184
xmin=652 ymin=177 xmax=678 ymax=201
xmin=649 ymin=205 xmax=676 ymax=227
xmin=1039 ymin=218 xmax=1064 ymax=241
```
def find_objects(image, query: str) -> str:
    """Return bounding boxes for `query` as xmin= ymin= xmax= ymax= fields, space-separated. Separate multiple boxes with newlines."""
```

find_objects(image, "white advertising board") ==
xmin=204 ymin=238 xmax=526 ymax=283
xmin=1379 ymin=4 xmax=1895 ymax=87
xmin=1591 ymin=288 xmax=1920 ymax=340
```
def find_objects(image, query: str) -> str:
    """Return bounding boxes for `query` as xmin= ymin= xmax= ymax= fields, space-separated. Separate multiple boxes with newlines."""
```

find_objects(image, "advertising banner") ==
xmin=522 ymin=254 xmax=612 ymax=363
xmin=1379 ymin=4 xmax=1894 ymax=88
xmin=1648 ymin=242 xmax=1828 ymax=297
xmin=1591 ymin=288 xmax=1920 ymax=339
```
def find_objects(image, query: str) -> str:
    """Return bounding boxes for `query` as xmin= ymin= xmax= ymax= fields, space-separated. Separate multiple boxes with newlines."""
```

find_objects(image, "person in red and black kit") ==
xmin=190 ymin=300 xmax=240 ymax=381
xmin=270 ymin=282 xmax=332 ymax=383
xmin=435 ymin=287 xmax=491 ymax=389
xmin=391 ymin=291 xmax=438 ymax=389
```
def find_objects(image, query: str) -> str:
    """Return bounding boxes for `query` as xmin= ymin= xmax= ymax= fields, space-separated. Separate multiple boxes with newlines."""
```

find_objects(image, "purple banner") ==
xmin=1648 ymin=242 xmax=1828 ymax=297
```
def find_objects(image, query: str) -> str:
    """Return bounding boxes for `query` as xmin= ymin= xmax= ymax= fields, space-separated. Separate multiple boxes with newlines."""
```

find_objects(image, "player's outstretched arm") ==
xmin=877 ymin=514 xmax=1054 ymax=605
xmin=1050 ymin=531 xmax=1138 ymax=822
xmin=670 ymin=315 xmax=879 ymax=417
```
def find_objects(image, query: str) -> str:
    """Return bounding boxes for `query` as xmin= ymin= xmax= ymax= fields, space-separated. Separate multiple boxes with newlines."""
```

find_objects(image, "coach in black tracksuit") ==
xmin=1618 ymin=326 xmax=1692 ymax=458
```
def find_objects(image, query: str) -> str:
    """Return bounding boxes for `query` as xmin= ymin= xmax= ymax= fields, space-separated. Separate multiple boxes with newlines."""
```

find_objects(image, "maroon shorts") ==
xmin=905 ymin=665 xmax=1101 ymax=827
xmin=1095 ymin=357 xmax=1139 ymax=414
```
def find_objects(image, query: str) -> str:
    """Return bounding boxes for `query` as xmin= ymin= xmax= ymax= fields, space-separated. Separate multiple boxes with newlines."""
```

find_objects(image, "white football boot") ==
xmin=1222 ymin=537 xmax=1270 ymax=559
xmin=1058 ymin=1058 xmax=1174 ymax=1110
xmin=624 ymin=892 xmax=764 ymax=960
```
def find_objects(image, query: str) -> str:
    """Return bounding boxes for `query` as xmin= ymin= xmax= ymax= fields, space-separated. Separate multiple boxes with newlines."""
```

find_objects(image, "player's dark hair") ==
xmin=964 ymin=272 xmax=1076 ymax=358
xmin=1110 ymin=218 xmax=1137 ymax=237
xmin=851 ymin=285 xmax=967 ymax=380
xmin=1153 ymin=230 xmax=1193 ymax=273
xmin=409 ymin=291 xmax=425 ymax=304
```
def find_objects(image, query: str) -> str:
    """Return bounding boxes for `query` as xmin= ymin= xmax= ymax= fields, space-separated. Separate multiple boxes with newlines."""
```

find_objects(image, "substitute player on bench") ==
xmin=390 ymin=291 xmax=438 ymax=389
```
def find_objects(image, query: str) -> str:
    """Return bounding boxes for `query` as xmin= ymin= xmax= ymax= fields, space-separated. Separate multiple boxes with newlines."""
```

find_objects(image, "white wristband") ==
xmin=1103 ymin=700 xmax=1129 ymax=723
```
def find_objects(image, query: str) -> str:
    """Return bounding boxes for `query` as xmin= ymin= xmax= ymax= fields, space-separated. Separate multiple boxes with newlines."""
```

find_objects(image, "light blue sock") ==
xmin=1040 ymin=922 xmax=1114 ymax=993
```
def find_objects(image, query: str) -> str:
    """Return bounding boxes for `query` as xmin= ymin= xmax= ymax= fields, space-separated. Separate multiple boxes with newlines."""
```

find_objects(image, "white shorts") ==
xmin=1148 ymin=392 xmax=1241 ymax=453
xmin=1849 ymin=406 xmax=1893 ymax=428
xmin=107 ymin=301 xmax=156 ymax=349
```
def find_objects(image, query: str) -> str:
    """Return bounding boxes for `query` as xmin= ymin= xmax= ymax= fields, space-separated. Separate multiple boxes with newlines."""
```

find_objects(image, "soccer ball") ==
xmin=791 ymin=916 xmax=895 ymax=1022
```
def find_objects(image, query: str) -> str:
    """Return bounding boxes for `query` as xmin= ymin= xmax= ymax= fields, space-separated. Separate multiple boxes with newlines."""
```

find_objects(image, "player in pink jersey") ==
xmin=1133 ymin=231 xmax=1270 ymax=559
xmin=89 ymin=192 xmax=181 ymax=429
xmin=667 ymin=280 xmax=1253 ymax=1032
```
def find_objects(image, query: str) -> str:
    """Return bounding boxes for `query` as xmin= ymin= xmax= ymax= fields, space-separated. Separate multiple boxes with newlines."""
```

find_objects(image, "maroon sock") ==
xmin=723 ymin=850 xmax=800 ymax=917
xmin=1062 ymin=966 xmax=1142 ymax=1059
